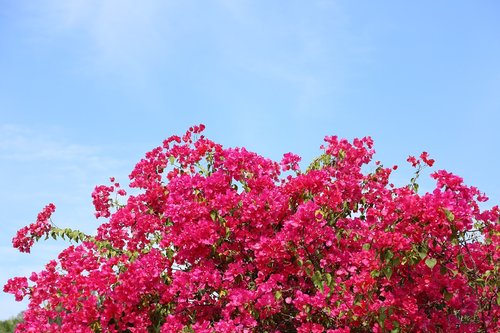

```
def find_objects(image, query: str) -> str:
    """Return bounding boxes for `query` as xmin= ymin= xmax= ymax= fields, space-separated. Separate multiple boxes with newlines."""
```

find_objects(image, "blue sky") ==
xmin=1 ymin=1 xmax=499 ymax=319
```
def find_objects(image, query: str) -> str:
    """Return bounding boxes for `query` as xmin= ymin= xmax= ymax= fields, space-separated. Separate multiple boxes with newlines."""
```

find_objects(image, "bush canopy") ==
xmin=4 ymin=125 xmax=500 ymax=332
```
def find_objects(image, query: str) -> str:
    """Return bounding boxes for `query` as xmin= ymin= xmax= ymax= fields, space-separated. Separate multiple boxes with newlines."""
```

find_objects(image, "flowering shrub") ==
xmin=4 ymin=125 xmax=500 ymax=332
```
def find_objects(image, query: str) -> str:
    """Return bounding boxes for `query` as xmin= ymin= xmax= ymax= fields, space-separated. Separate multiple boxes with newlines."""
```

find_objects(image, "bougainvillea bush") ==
xmin=4 ymin=125 xmax=500 ymax=332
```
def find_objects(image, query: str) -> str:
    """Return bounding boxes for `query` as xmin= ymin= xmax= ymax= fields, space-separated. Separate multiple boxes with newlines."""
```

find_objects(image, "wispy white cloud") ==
xmin=28 ymin=0 xmax=173 ymax=81
xmin=1 ymin=124 xmax=93 ymax=161
xmin=0 ymin=127 xmax=117 ymax=178
xmin=25 ymin=0 xmax=367 ymax=116
xmin=212 ymin=1 xmax=370 ymax=118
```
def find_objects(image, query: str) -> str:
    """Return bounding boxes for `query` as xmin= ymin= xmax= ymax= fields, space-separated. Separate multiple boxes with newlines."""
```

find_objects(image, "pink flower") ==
xmin=281 ymin=152 xmax=301 ymax=172
xmin=406 ymin=155 xmax=419 ymax=167
xmin=420 ymin=151 xmax=435 ymax=167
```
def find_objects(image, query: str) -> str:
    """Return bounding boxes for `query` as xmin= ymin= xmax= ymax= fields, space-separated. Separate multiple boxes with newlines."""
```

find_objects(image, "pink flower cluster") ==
xmin=92 ymin=178 xmax=127 ymax=219
xmin=3 ymin=277 xmax=28 ymax=302
xmin=4 ymin=126 xmax=500 ymax=332
xmin=12 ymin=203 xmax=55 ymax=253
xmin=407 ymin=152 xmax=435 ymax=168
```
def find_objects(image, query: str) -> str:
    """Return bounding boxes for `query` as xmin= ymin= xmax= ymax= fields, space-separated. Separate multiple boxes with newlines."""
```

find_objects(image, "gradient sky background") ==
xmin=1 ymin=1 xmax=499 ymax=319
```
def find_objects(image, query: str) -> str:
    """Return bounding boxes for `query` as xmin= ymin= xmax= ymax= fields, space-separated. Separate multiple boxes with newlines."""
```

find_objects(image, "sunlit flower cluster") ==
xmin=4 ymin=126 xmax=499 ymax=332
xmin=12 ymin=203 xmax=55 ymax=253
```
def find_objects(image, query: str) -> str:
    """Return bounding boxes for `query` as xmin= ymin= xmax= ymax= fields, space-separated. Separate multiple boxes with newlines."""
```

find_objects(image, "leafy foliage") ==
xmin=0 ymin=313 xmax=23 ymax=333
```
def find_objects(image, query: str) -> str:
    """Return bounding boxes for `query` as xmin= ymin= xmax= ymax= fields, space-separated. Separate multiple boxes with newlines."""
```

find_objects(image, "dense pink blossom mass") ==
xmin=4 ymin=125 xmax=500 ymax=332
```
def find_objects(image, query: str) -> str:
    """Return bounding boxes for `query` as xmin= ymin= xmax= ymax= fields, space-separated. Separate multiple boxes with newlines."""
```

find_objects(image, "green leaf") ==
xmin=391 ymin=256 xmax=400 ymax=267
xmin=274 ymin=290 xmax=282 ymax=300
xmin=443 ymin=289 xmax=453 ymax=301
xmin=312 ymin=271 xmax=323 ymax=289
xmin=425 ymin=258 xmax=437 ymax=269
xmin=378 ymin=307 xmax=387 ymax=328
xmin=325 ymin=273 xmax=333 ymax=286
xmin=338 ymin=149 xmax=346 ymax=160
xmin=418 ymin=248 xmax=428 ymax=260
xmin=168 ymin=156 xmax=176 ymax=165
xmin=384 ymin=249 xmax=394 ymax=263
xmin=383 ymin=266 xmax=393 ymax=280
xmin=443 ymin=209 xmax=455 ymax=222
